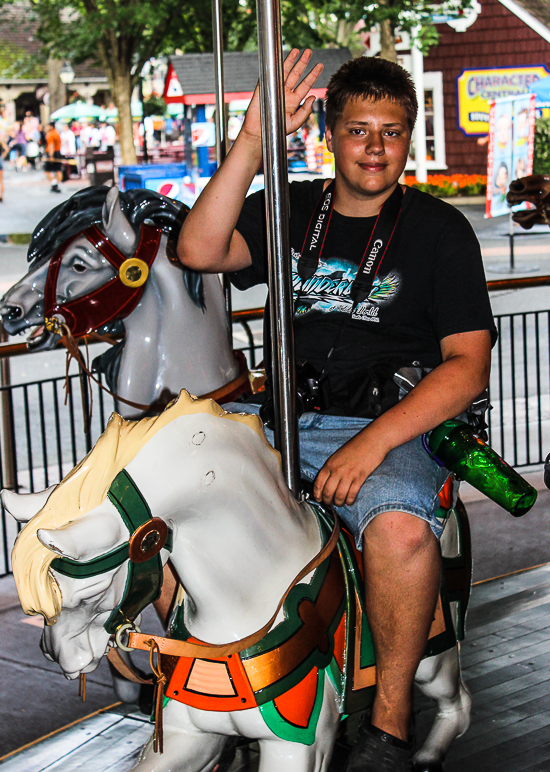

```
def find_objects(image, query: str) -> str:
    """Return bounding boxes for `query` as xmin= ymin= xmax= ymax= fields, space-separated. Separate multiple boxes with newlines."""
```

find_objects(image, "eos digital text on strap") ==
xmin=297 ymin=180 xmax=404 ymax=310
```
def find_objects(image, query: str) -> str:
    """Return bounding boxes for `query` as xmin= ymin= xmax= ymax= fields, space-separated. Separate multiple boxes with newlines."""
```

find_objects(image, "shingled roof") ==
xmin=512 ymin=0 xmax=550 ymax=27
xmin=165 ymin=48 xmax=352 ymax=103
xmin=498 ymin=0 xmax=550 ymax=43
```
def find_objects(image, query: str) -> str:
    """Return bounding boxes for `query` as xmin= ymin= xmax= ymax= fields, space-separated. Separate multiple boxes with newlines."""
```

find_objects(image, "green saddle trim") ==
xmin=258 ymin=667 xmax=326 ymax=746
xmin=51 ymin=542 xmax=131 ymax=579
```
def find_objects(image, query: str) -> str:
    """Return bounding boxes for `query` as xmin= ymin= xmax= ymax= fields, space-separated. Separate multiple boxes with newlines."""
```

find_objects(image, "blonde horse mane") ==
xmin=12 ymin=391 xmax=275 ymax=624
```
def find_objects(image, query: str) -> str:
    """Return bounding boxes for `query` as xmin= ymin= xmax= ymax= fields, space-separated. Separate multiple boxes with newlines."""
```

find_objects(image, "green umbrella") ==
xmin=97 ymin=103 xmax=145 ymax=120
xmin=50 ymin=101 xmax=104 ymax=122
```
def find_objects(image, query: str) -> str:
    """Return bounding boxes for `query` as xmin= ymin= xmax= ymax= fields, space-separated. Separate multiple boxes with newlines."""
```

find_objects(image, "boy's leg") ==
xmin=362 ymin=511 xmax=441 ymax=741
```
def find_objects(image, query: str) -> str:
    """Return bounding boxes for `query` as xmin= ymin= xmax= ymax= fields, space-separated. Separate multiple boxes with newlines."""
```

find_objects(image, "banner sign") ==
xmin=486 ymin=93 xmax=535 ymax=218
xmin=457 ymin=65 xmax=549 ymax=136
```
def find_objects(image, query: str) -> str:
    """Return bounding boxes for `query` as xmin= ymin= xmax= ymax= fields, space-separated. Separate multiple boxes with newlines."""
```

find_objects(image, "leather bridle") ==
xmin=44 ymin=223 xmax=162 ymax=338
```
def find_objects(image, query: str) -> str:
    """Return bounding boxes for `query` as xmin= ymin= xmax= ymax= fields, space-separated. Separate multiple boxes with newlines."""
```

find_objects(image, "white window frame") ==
xmin=406 ymin=71 xmax=447 ymax=171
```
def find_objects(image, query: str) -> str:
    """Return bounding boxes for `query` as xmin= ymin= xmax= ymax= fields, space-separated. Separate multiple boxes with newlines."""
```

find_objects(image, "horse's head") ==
xmin=5 ymin=485 xmax=132 ymax=678
xmin=507 ymin=174 xmax=550 ymax=229
xmin=0 ymin=186 xmax=183 ymax=350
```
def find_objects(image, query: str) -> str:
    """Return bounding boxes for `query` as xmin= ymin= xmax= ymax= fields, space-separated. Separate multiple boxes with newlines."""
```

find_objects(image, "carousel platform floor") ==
xmin=2 ymin=564 xmax=550 ymax=772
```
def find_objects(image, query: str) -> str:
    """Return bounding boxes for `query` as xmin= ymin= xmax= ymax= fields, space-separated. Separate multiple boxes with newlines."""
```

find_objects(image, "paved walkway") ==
xmin=0 ymin=168 xmax=88 ymax=237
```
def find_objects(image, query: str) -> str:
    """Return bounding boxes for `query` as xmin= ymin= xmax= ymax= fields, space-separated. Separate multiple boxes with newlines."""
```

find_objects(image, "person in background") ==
xmin=71 ymin=120 xmax=82 ymax=151
xmin=80 ymin=121 xmax=94 ymax=150
xmin=13 ymin=122 xmax=28 ymax=171
xmin=0 ymin=131 xmax=7 ymax=202
xmin=89 ymin=122 xmax=102 ymax=149
xmin=22 ymin=110 xmax=39 ymax=137
xmin=60 ymin=122 xmax=77 ymax=180
xmin=100 ymin=120 xmax=116 ymax=151
xmin=60 ymin=122 xmax=76 ymax=159
xmin=25 ymin=132 xmax=40 ymax=169
xmin=44 ymin=122 xmax=63 ymax=193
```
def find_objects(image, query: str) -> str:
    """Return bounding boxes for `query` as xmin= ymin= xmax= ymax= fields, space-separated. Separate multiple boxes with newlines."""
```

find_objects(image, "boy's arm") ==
xmin=177 ymin=48 xmax=323 ymax=275
xmin=313 ymin=329 xmax=492 ymax=507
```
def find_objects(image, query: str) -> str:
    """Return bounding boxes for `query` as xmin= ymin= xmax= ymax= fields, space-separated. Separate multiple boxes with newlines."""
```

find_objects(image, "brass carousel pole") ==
xmin=212 ymin=0 xmax=232 ymax=324
xmin=256 ymin=0 xmax=300 ymax=497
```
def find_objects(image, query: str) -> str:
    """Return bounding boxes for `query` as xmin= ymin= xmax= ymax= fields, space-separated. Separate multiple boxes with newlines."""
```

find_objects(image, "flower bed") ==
xmin=404 ymin=174 xmax=487 ymax=197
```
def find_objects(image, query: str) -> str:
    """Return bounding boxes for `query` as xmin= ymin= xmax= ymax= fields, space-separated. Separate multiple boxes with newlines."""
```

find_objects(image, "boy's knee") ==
xmin=363 ymin=510 xmax=436 ymax=559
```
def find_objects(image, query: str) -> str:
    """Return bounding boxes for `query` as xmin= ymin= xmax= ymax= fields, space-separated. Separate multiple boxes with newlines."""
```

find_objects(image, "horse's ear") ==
xmin=1 ymin=485 xmax=57 ymax=523
xmin=102 ymin=187 xmax=138 ymax=256
xmin=38 ymin=506 xmax=127 ymax=562
xmin=37 ymin=526 xmax=81 ymax=560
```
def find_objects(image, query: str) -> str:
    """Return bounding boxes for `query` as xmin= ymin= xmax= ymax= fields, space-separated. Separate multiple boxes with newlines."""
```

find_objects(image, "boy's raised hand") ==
xmin=242 ymin=49 xmax=324 ymax=142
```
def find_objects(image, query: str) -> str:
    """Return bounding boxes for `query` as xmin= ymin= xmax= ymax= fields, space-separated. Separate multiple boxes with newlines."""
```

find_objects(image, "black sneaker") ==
xmin=346 ymin=711 xmax=414 ymax=772
xmin=51 ymin=185 xmax=61 ymax=193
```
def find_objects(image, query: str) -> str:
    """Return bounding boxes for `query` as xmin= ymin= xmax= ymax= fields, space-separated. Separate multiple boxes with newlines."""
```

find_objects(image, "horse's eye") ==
xmin=73 ymin=263 xmax=87 ymax=273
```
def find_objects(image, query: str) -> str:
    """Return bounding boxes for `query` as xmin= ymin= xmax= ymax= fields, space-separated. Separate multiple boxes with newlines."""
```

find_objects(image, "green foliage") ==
xmin=143 ymin=95 xmax=167 ymax=117
xmin=0 ymin=40 xmax=47 ymax=79
xmin=534 ymin=117 xmax=550 ymax=176
xmin=27 ymin=0 xmax=259 ymax=80
xmin=280 ymin=1 xmax=367 ymax=52
xmin=361 ymin=0 xmax=474 ymax=54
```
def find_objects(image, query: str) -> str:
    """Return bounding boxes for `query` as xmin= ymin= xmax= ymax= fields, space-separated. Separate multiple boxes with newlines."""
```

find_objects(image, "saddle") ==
xmin=155 ymin=486 xmax=466 ymax=742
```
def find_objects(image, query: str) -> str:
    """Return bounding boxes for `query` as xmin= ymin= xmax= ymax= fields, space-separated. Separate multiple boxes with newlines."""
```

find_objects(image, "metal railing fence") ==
xmin=487 ymin=309 xmax=550 ymax=468
xmin=0 ymin=288 xmax=548 ymax=576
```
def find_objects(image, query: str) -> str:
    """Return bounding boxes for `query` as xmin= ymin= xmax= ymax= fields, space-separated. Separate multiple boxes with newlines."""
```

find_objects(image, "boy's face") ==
xmin=325 ymin=96 xmax=411 ymax=200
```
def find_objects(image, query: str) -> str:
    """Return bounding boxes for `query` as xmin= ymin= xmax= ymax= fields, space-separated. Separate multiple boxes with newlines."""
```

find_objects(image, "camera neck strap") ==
xmin=297 ymin=180 xmax=404 ymax=308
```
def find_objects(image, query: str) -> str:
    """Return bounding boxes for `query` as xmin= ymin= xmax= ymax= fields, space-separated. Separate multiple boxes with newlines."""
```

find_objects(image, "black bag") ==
xmin=339 ymin=360 xmax=403 ymax=419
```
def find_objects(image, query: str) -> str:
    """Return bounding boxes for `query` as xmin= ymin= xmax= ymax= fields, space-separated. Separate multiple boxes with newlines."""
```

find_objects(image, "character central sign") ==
xmin=456 ymin=65 xmax=550 ymax=136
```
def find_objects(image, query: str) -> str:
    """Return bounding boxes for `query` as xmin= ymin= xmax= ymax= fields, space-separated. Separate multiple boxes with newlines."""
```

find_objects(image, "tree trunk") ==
xmin=379 ymin=19 xmax=398 ymax=62
xmin=112 ymin=66 xmax=137 ymax=164
xmin=47 ymin=58 xmax=66 ymax=117
xmin=99 ymin=35 xmax=138 ymax=165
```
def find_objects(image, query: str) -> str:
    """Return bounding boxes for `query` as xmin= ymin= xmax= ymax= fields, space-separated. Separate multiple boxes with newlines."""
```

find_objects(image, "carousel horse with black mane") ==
xmin=5 ymin=391 xmax=472 ymax=772
xmin=0 ymin=186 xmax=247 ymax=419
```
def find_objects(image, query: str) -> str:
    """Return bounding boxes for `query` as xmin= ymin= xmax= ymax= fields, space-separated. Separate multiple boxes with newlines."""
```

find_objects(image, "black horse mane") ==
xmin=27 ymin=186 xmax=204 ymax=309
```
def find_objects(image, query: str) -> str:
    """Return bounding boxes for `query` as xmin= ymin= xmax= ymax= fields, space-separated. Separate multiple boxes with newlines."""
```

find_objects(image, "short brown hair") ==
xmin=325 ymin=56 xmax=418 ymax=134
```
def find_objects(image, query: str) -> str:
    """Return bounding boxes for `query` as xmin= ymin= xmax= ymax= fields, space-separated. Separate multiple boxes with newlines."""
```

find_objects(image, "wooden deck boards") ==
xmin=419 ymin=565 xmax=550 ymax=772
xmin=3 ymin=565 xmax=550 ymax=771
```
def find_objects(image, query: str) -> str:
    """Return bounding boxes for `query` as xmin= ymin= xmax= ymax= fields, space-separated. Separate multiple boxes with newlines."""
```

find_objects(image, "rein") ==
xmin=46 ymin=319 xmax=251 ymax=414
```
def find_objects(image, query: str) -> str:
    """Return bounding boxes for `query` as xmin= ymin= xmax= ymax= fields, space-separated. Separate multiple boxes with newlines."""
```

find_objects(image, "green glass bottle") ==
xmin=426 ymin=419 xmax=537 ymax=517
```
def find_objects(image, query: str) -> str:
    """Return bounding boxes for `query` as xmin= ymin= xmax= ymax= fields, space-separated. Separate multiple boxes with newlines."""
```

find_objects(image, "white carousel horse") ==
xmin=0 ymin=186 xmax=242 ymax=419
xmin=5 ymin=392 xmax=470 ymax=771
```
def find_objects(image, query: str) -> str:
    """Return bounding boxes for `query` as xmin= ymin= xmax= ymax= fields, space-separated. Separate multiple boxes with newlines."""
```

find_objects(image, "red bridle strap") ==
xmin=44 ymin=223 xmax=162 ymax=338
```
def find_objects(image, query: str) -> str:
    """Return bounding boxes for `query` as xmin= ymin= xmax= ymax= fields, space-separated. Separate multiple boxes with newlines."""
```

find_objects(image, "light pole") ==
xmin=411 ymin=30 xmax=427 ymax=184
xmin=59 ymin=61 xmax=75 ymax=107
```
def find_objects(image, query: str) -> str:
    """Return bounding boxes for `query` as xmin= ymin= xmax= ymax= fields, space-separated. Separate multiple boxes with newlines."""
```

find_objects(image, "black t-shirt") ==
xmin=232 ymin=179 xmax=496 ymax=399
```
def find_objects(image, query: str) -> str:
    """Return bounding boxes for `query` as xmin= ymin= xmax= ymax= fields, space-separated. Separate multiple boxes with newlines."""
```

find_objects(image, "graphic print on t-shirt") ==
xmin=291 ymin=249 xmax=400 ymax=323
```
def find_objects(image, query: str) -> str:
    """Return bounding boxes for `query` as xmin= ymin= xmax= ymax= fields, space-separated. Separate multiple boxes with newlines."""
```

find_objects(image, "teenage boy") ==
xmin=178 ymin=50 xmax=495 ymax=770
xmin=44 ymin=122 xmax=63 ymax=193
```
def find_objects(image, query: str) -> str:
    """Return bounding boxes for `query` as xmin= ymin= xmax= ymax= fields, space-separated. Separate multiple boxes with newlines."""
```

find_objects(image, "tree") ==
xmin=28 ymin=0 xmax=257 ymax=163
xmin=534 ymin=117 xmax=550 ymax=176
xmin=279 ymin=1 xmax=368 ymax=55
xmin=360 ymin=0 xmax=474 ymax=61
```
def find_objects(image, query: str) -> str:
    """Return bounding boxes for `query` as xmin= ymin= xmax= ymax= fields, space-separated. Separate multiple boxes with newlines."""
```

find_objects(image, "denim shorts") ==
xmin=224 ymin=403 xmax=450 ymax=549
